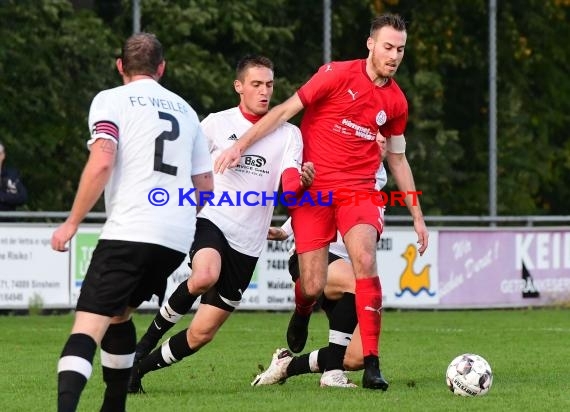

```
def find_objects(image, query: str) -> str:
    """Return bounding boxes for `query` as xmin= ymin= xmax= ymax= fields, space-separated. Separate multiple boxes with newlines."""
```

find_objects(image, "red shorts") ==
xmin=290 ymin=189 xmax=384 ymax=253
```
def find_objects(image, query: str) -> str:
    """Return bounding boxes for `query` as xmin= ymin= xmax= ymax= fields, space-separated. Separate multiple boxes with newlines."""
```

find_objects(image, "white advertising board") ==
xmin=0 ymin=226 xmax=69 ymax=308
xmin=15 ymin=224 xmax=561 ymax=311
xmin=69 ymin=227 xmax=295 ymax=311
xmin=1 ymin=224 xmax=440 ymax=311
xmin=377 ymin=229 xmax=439 ymax=308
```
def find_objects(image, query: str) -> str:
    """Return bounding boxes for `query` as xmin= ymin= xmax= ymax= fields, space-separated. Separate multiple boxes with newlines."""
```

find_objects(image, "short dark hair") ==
xmin=236 ymin=55 xmax=274 ymax=82
xmin=120 ymin=32 xmax=164 ymax=76
xmin=370 ymin=13 xmax=407 ymax=37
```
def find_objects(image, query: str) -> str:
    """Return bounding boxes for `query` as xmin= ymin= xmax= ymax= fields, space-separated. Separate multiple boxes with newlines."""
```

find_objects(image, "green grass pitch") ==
xmin=0 ymin=308 xmax=568 ymax=411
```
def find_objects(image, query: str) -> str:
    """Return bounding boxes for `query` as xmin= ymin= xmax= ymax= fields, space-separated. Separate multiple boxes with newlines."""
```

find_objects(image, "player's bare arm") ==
xmin=191 ymin=171 xmax=214 ymax=214
xmin=51 ymin=138 xmax=116 ymax=252
xmin=385 ymin=149 xmax=429 ymax=255
xmin=214 ymin=93 xmax=305 ymax=174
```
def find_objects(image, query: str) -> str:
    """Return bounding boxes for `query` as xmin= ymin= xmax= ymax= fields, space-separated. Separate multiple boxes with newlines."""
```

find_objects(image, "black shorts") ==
xmin=288 ymin=251 xmax=343 ymax=316
xmin=76 ymin=240 xmax=185 ymax=317
xmin=191 ymin=218 xmax=258 ymax=312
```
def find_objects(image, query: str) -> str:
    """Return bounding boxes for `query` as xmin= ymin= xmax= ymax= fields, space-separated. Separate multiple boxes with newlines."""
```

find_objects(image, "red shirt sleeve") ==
xmin=281 ymin=167 xmax=303 ymax=197
xmin=297 ymin=63 xmax=339 ymax=107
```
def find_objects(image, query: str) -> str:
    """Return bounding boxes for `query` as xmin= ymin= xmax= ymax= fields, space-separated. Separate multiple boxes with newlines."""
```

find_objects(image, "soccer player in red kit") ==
xmin=215 ymin=13 xmax=429 ymax=390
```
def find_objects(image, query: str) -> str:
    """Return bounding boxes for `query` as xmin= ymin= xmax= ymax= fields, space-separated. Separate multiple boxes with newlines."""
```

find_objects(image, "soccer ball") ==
xmin=446 ymin=353 xmax=493 ymax=397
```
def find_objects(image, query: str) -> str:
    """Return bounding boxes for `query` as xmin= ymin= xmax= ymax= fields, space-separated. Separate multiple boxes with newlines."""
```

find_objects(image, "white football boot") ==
xmin=251 ymin=348 xmax=293 ymax=386
xmin=320 ymin=369 xmax=358 ymax=388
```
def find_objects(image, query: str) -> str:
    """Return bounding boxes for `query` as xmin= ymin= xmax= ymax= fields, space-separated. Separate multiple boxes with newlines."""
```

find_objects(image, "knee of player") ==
xmin=301 ymin=282 xmax=322 ymax=301
xmin=352 ymin=252 xmax=376 ymax=275
xmin=323 ymin=279 xmax=355 ymax=298
xmin=188 ymin=326 xmax=216 ymax=347
xmin=188 ymin=270 xmax=219 ymax=294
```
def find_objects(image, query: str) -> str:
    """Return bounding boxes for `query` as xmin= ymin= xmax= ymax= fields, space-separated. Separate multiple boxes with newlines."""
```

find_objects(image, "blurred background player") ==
xmin=51 ymin=33 xmax=213 ymax=412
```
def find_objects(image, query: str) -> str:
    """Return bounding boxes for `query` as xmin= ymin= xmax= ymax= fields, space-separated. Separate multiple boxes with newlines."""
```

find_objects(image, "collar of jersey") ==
xmin=238 ymin=105 xmax=264 ymax=124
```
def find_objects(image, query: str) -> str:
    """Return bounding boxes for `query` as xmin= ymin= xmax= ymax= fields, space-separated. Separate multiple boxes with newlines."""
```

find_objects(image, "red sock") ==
xmin=294 ymin=280 xmax=315 ymax=316
xmin=355 ymin=276 xmax=382 ymax=357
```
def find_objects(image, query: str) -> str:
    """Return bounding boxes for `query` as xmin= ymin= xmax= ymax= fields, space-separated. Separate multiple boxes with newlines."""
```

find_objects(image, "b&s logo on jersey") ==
xmin=243 ymin=155 xmax=266 ymax=167
xmin=237 ymin=154 xmax=269 ymax=177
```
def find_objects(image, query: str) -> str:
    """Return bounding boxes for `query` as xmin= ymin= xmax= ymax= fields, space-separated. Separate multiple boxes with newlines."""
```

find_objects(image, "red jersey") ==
xmin=297 ymin=59 xmax=408 ymax=190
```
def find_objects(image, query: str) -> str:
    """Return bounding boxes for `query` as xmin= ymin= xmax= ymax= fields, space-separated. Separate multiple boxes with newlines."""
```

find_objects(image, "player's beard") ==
xmin=370 ymin=50 xmax=393 ymax=83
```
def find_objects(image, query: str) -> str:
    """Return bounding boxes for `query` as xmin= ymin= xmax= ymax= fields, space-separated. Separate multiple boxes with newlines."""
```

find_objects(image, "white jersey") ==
xmin=283 ymin=164 xmax=387 ymax=261
xmin=88 ymin=79 xmax=212 ymax=253
xmin=199 ymin=107 xmax=303 ymax=257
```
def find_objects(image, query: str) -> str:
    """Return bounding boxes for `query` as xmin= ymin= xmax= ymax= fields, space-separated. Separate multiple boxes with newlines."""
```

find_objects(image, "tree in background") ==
xmin=0 ymin=0 xmax=118 ymax=211
xmin=388 ymin=0 xmax=569 ymax=215
xmin=0 ymin=0 xmax=568 ymax=215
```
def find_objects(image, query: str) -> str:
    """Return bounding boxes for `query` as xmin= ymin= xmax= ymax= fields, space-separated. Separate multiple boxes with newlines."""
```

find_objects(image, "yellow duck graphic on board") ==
xmin=395 ymin=244 xmax=435 ymax=297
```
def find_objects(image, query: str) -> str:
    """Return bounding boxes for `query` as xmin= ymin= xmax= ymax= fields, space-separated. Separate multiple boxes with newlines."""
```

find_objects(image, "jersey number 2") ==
xmin=154 ymin=111 xmax=179 ymax=176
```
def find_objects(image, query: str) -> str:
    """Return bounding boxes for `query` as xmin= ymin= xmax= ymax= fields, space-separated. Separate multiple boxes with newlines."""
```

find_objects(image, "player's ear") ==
xmin=366 ymin=36 xmax=375 ymax=52
xmin=116 ymin=58 xmax=124 ymax=75
xmin=157 ymin=60 xmax=166 ymax=78
xmin=234 ymin=79 xmax=243 ymax=95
